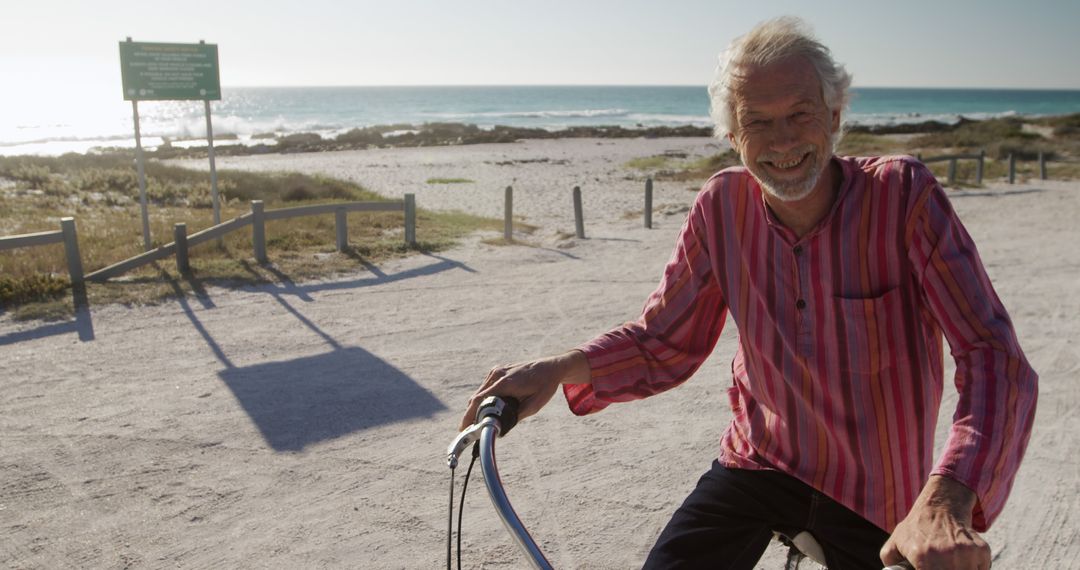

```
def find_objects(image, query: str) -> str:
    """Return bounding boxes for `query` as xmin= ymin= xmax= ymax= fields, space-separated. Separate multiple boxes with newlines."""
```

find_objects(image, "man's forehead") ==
xmin=731 ymin=56 xmax=824 ymax=109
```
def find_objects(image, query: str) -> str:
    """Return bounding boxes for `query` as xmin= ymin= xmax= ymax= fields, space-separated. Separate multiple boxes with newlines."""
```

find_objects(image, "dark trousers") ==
xmin=643 ymin=461 xmax=890 ymax=570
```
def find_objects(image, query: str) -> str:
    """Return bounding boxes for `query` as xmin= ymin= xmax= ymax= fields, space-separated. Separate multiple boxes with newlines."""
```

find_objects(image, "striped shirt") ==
xmin=565 ymin=155 xmax=1037 ymax=533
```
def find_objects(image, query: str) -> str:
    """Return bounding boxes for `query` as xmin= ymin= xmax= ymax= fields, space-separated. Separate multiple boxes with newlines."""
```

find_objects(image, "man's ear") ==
xmin=726 ymin=131 xmax=737 ymax=151
xmin=830 ymin=108 xmax=841 ymax=133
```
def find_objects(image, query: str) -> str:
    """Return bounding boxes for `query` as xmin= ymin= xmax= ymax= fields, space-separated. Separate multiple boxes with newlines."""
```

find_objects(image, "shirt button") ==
xmin=793 ymin=245 xmax=803 ymax=256
xmin=796 ymin=299 xmax=806 ymax=310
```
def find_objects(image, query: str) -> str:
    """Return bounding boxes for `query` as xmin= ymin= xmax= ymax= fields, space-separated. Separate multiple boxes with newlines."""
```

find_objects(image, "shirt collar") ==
xmin=754 ymin=155 xmax=854 ymax=244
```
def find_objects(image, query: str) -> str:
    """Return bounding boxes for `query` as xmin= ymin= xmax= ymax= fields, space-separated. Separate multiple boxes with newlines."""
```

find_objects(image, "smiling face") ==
xmin=727 ymin=56 xmax=841 ymax=202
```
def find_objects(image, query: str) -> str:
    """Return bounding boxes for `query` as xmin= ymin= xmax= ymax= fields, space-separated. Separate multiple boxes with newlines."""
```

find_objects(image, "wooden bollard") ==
xmin=252 ymin=200 xmax=267 ymax=263
xmin=947 ymin=158 xmax=957 ymax=185
xmin=644 ymin=178 xmax=653 ymax=229
xmin=976 ymin=150 xmax=985 ymax=185
xmin=174 ymin=223 xmax=190 ymax=274
xmin=60 ymin=217 xmax=84 ymax=288
xmin=335 ymin=208 xmax=348 ymax=251
xmin=404 ymin=193 xmax=416 ymax=246
xmin=504 ymin=185 xmax=513 ymax=241
xmin=573 ymin=186 xmax=585 ymax=239
xmin=1039 ymin=152 xmax=1047 ymax=180
xmin=1008 ymin=154 xmax=1016 ymax=184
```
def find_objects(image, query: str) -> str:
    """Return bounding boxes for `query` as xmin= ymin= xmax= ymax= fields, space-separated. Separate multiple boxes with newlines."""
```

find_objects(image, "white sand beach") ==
xmin=2 ymin=138 xmax=1078 ymax=568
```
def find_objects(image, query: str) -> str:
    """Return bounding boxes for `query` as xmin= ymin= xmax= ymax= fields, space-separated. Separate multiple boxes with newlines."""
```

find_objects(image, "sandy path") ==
xmin=2 ymin=140 xmax=1077 ymax=569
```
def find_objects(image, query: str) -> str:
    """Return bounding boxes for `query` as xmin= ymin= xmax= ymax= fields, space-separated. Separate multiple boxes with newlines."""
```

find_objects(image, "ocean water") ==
xmin=3 ymin=86 xmax=1079 ymax=156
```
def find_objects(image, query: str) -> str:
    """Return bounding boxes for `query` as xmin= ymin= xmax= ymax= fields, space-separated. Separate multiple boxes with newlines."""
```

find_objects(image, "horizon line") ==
xmin=216 ymin=83 xmax=1080 ymax=92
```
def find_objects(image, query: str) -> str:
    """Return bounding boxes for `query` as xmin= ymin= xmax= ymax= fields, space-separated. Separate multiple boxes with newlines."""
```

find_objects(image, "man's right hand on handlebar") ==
xmin=460 ymin=350 xmax=590 ymax=431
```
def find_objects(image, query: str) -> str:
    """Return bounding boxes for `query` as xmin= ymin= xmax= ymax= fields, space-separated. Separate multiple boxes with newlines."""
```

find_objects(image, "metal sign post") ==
xmin=131 ymin=100 xmax=151 ymax=250
xmin=205 ymin=100 xmax=220 ymax=227
xmin=119 ymin=38 xmax=222 ymax=251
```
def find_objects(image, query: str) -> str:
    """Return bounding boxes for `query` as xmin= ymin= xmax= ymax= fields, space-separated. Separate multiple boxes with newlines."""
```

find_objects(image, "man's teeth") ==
xmin=772 ymin=155 xmax=805 ymax=169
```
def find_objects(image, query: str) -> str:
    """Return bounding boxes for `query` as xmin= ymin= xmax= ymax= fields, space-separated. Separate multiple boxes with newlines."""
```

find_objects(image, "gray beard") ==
xmin=755 ymin=159 xmax=822 ymax=201
xmin=744 ymin=148 xmax=830 ymax=202
xmin=736 ymin=132 xmax=840 ymax=202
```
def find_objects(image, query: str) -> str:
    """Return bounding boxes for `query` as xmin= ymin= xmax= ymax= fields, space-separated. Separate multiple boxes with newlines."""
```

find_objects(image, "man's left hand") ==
xmin=880 ymin=475 xmax=991 ymax=570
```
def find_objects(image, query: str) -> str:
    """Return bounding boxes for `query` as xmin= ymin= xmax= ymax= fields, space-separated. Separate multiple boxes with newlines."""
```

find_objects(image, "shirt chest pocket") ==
xmin=830 ymin=288 xmax=900 ymax=374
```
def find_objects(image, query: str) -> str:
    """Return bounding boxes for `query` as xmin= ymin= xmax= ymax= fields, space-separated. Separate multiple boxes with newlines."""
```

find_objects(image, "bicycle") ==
xmin=446 ymin=396 xmax=913 ymax=570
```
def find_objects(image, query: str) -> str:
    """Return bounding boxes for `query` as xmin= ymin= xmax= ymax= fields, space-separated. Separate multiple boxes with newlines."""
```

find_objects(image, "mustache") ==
xmin=757 ymin=144 xmax=817 ymax=163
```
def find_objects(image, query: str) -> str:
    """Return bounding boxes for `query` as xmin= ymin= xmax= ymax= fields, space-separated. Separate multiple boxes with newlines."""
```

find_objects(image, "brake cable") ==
xmin=447 ymin=445 xmax=479 ymax=570
xmin=446 ymin=397 xmax=521 ymax=570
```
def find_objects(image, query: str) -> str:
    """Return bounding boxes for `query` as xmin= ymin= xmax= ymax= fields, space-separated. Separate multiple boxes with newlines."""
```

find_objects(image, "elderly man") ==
xmin=461 ymin=17 xmax=1036 ymax=570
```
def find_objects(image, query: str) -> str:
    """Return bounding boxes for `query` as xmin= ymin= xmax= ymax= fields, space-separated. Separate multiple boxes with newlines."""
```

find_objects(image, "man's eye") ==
xmin=793 ymin=112 xmax=813 ymax=122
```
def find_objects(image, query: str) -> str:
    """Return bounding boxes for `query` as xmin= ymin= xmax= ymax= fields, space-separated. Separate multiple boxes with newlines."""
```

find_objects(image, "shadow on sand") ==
xmin=218 ymin=346 xmax=444 ymax=452
xmin=0 ymin=286 xmax=94 ymax=346
xmin=4 ymin=252 xmax=468 ymax=450
xmin=172 ymin=253 xmax=461 ymax=451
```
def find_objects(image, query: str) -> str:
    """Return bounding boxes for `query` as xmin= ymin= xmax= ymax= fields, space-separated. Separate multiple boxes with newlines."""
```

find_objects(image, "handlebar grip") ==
xmin=476 ymin=396 xmax=521 ymax=436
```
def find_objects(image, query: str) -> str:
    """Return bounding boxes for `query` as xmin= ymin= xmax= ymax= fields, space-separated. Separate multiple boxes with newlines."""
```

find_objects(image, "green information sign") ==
xmin=119 ymin=41 xmax=221 ymax=101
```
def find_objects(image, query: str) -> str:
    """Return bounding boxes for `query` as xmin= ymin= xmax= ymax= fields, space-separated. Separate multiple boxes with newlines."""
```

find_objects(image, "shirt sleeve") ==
xmin=563 ymin=189 xmax=729 ymax=415
xmin=906 ymin=171 xmax=1038 ymax=531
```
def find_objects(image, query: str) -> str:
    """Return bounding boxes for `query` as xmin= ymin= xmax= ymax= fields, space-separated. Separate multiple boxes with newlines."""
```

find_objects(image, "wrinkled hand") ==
xmin=880 ymin=475 xmax=991 ymax=570
xmin=459 ymin=350 xmax=590 ymax=431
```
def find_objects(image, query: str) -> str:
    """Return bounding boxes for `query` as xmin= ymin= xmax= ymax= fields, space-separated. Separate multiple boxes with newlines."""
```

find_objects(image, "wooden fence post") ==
xmin=335 ymin=208 xmax=348 ymax=252
xmin=60 ymin=217 xmax=84 ymax=288
xmin=1008 ymin=154 xmax=1016 ymax=184
xmin=976 ymin=150 xmax=985 ymax=185
xmin=404 ymin=194 xmax=416 ymax=246
xmin=644 ymin=178 xmax=653 ymax=229
xmin=504 ymin=185 xmax=513 ymax=241
xmin=573 ymin=186 xmax=585 ymax=239
xmin=947 ymin=158 xmax=957 ymax=185
xmin=916 ymin=153 xmax=922 ymax=162
xmin=1039 ymin=152 xmax=1047 ymax=180
xmin=174 ymin=223 xmax=190 ymax=274
xmin=252 ymin=200 xmax=267 ymax=263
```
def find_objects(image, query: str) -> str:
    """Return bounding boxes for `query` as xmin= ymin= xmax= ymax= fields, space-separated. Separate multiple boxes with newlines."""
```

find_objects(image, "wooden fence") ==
xmin=1 ymin=196 xmax=416 ymax=300
xmin=918 ymin=151 xmax=986 ymax=185
xmin=919 ymin=150 xmax=1058 ymax=185
xmin=500 ymin=179 xmax=655 ymax=242
xmin=0 ymin=218 xmax=85 ymax=287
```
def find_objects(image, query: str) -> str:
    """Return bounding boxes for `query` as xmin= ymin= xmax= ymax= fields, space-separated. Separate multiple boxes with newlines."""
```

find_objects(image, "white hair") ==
xmin=707 ymin=16 xmax=853 ymax=139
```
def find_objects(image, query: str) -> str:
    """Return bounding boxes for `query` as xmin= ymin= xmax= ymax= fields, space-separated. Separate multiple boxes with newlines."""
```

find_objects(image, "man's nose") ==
xmin=768 ymin=119 xmax=801 ymax=153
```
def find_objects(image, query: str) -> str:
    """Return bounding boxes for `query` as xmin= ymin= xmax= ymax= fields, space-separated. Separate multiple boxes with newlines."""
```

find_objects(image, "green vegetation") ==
xmin=910 ymin=117 xmax=1045 ymax=159
xmin=0 ymin=274 xmax=69 ymax=306
xmin=626 ymin=150 xmax=741 ymax=182
xmin=835 ymin=132 xmax=912 ymax=156
xmin=625 ymin=155 xmax=678 ymax=170
xmin=0 ymin=152 xmax=502 ymax=320
xmin=425 ymin=177 xmax=474 ymax=184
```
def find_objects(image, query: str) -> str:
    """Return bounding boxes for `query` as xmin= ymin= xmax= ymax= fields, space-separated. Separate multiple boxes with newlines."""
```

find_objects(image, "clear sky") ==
xmin=2 ymin=0 xmax=1079 ymax=98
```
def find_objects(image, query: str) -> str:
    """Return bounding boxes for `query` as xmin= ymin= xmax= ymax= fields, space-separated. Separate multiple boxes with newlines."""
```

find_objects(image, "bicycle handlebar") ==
xmin=448 ymin=396 xmax=553 ymax=570
xmin=475 ymin=398 xmax=552 ymax=570
xmin=446 ymin=396 xmax=522 ymax=469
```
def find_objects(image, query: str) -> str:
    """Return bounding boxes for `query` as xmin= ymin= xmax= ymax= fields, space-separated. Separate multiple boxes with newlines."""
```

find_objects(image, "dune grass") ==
xmin=0 ymin=152 xmax=502 ymax=320
xmin=625 ymin=155 xmax=678 ymax=171
xmin=625 ymin=151 xmax=742 ymax=182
